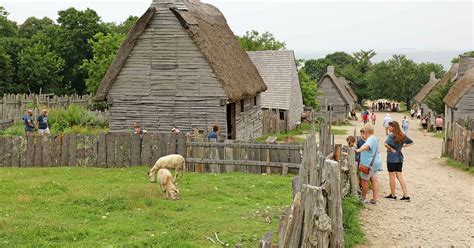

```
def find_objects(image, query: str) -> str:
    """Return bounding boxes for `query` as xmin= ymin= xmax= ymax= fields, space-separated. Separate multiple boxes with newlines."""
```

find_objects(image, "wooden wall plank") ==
xmin=42 ymin=136 xmax=51 ymax=166
xmin=10 ymin=136 xmax=20 ymax=167
xmin=0 ymin=137 xmax=5 ymax=167
xmin=106 ymin=133 xmax=116 ymax=168
xmin=68 ymin=134 xmax=77 ymax=166
xmin=130 ymin=134 xmax=142 ymax=166
xmin=97 ymin=133 xmax=107 ymax=167
xmin=26 ymin=136 xmax=34 ymax=167
xmin=141 ymin=133 xmax=152 ymax=166
xmin=122 ymin=133 xmax=131 ymax=167
xmin=115 ymin=133 xmax=125 ymax=167
xmin=3 ymin=137 xmax=12 ymax=167
xmin=60 ymin=134 xmax=69 ymax=166
xmin=76 ymin=135 xmax=86 ymax=166
xmin=33 ymin=135 xmax=43 ymax=167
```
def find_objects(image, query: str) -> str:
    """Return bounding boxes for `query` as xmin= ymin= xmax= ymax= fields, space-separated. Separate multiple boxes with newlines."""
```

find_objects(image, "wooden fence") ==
xmin=443 ymin=120 xmax=474 ymax=166
xmin=0 ymin=94 xmax=95 ymax=120
xmin=262 ymin=108 xmax=281 ymax=134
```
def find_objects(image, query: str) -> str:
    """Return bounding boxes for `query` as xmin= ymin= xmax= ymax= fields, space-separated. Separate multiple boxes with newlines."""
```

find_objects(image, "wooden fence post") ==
xmin=301 ymin=184 xmax=331 ymax=248
xmin=348 ymin=149 xmax=359 ymax=195
xmin=259 ymin=232 xmax=273 ymax=248
xmin=209 ymin=139 xmax=220 ymax=173
xmin=326 ymin=159 xmax=344 ymax=248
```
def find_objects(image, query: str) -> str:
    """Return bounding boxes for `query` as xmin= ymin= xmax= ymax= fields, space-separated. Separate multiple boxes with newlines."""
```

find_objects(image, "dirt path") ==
xmin=334 ymin=112 xmax=474 ymax=247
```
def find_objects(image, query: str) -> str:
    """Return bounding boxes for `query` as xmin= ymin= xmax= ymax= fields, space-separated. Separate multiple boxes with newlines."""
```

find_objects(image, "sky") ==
xmin=2 ymin=0 xmax=473 ymax=68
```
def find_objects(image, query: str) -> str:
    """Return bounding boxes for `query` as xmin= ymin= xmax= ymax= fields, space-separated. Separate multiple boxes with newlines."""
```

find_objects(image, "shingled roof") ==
xmin=414 ymin=72 xmax=439 ymax=103
xmin=444 ymin=67 xmax=474 ymax=108
xmin=247 ymin=50 xmax=300 ymax=110
xmin=95 ymin=0 xmax=266 ymax=102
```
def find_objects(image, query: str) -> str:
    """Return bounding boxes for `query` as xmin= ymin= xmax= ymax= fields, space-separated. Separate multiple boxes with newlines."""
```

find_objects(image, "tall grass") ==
xmin=342 ymin=195 xmax=366 ymax=247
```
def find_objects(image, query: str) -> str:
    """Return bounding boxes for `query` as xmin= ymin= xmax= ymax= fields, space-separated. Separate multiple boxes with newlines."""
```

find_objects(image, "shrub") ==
xmin=1 ymin=123 xmax=25 ymax=136
xmin=48 ymin=105 xmax=108 ymax=132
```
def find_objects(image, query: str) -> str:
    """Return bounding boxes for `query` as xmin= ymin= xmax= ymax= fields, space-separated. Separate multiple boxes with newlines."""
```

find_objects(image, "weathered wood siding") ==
xmin=453 ymin=86 xmax=474 ymax=121
xmin=108 ymin=5 xmax=228 ymax=134
xmin=236 ymin=95 xmax=263 ymax=141
xmin=317 ymin=77 xmax=347 ymax=121
xmin=288 ymin=66 xmax=303 ymax=129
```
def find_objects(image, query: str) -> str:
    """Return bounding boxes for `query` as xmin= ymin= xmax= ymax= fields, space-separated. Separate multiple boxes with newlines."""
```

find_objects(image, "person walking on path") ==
xmin=383 ymin=113 xmax=392 ymax=135
xmin=37 ymin=109 xmax=50 ymax=135
xmin=410 ymin=109 xmax=415 ymax=119
xmin=371 ymin=112 xmax=377 ymax=125
xmin=355 ymin=124 xmax=382 ymax=204
xmin=384 ymin=121 xmax=413 ymax=201
xmin=401 ymin=116 xmax=409 ymax=134
xmin=435 ymin=115 xmax=444 ymax=134
xmin=362 ymin=110 xmax=369 ymax=124
xmin=22 ymin=109 xmax=34 ymax=135
xmin=421 ymin=116 xmax=428 ymax=136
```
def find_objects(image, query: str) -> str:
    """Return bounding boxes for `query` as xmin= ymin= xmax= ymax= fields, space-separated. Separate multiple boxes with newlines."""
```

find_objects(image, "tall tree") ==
xmin=0 ymin=6 xmax=17 ymax=37
xmin=18 ymin=17 xmax=55 ymax=39
xmin=0 ymin=45 xmax=14 ymax=94
xmin=237 ymin=30 xmax=286 ymax=51
xmin=302 ymin=51 xmax=357 ymax=82
xmin=339 ymin=50 xmax=376 ymax=102
xmin=81 ymin=32 xmax=125 ymax=95
xmin=18 ymin=43 xmax=65 ymax=94
xmin=298 ymin=69 xmax=320 ymax=110
xmin=104 ymin=15 xmax=138 ymax=34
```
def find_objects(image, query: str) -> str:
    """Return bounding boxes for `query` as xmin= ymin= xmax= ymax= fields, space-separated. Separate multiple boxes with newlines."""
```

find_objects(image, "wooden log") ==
xmin=60 ymin=134 xmax=69 ymax=166
xmin=97 ymin=133 xmax=107 ymax=167
xmin=279 ymin=192 xmax=304 ymax=248
xmin=130 ymin=134 xmax=142 ymax=166
xmin=307 ymin=133 xmax=319 ymax=186
xmin=326 ymin=159 xmax=344 ymax=248
xmin=259 ymin=232 xmax=273 ymax=248
xmin=292 ymin=176 xmax=301 ymax=198
xmin=106 ymin=133 xmax=116 ymax=168
xmin=152 ymin=133 xmax=162 ymax=163
xmin=26 ymin=135 xmax=34 ymax=167
xmin=123 ymin=133 xmax=131 ymax=167
xmin=10 ymin=136 xmax=21 ymax=167
xmin=68 ymin=134 xmax=77 ymax=166
xmin=84 ymin=135 xmax=98 ymax=167
xmin=49 ymin=135 xmax=59 ymax=167
xmin=141 ymin=133 xmax=152 ymax=166
xmin=0 ymin=137 xmax=5 ymax=167
xmin=3 ymin=137 xmax=12 ymax=167
xmin=115 ymin=133 xmax=125 ymax=167
xmin=301 ymin=184 xmax=331 ymax=248
xmin=76 ymin=135 xmax=85 ymax=166
xmin=33 ymin=135 xmax=43 ymax=167
xmin=42 ymin=136 xmax=51 ymax=166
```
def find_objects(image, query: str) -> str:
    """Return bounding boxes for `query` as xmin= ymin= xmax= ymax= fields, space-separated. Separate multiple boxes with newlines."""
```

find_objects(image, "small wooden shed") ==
xmin=95 ymin=0 xmax=267 ymax=141
xmin=317 ymin=66 xmax=355 ymax=122
xmin=247 ymin=50 xmax=304 ymax=132
xmin=444 ymin=67 xmax=474 ymax=126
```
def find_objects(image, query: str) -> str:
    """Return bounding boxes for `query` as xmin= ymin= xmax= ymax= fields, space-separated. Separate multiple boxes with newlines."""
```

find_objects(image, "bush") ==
xmin=0 ymin=123 xmax=25 ymax=136
xmin=48 ymin=105 xmax=108 ymax=133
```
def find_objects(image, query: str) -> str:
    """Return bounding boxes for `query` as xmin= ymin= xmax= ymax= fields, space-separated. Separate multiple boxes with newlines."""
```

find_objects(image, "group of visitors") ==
xmin=372 ymin=101 xmax=399 ymax=112
xmin=346 ymin=118 xmax=414 ymax=205
xmin=22 ymin=109 xmax=50 ymax=135
xmin=410 ymin=107 xmax=445 ymax=136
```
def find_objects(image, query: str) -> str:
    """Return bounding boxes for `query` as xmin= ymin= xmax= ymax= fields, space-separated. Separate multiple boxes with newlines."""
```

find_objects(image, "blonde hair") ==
xmin=362 ymin=123 xmax=375 ymax=134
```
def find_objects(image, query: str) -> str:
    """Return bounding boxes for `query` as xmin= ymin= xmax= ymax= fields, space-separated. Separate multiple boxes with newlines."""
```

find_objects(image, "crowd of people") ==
xmin=371 ymin=101 xmax=400 ymax=112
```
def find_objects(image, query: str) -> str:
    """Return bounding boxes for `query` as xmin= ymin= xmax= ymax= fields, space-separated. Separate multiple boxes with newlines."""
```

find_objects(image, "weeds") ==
xmin=342 ymin=195 xmax=365 ymax=247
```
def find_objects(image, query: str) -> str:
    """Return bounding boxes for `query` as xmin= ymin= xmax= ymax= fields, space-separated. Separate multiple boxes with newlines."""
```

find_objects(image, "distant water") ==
xmin=295 ymin=50 xmax=465 ymax=70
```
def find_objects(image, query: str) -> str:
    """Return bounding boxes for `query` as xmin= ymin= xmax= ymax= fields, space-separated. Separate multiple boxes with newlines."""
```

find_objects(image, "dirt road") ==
xmin=334 ymin=112 xmax=473 ymax=247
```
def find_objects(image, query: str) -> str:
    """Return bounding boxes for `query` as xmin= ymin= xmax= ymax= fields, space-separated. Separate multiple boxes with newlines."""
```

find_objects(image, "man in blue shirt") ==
xmin=22 ymin=109 xmax=34 ymax=134
xmin=37 ymin=109 xmax=50 ymax=135
xmin=207 ymin=125 xmax=219 ymax=141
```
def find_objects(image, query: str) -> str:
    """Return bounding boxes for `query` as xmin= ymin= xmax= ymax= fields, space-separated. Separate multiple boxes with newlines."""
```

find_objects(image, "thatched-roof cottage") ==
xmin=340 ymin=77 xmax=358 ymax=104
xmin=247 ymin=50 xmax=303 ymax=132
xmin=317 ymin=66 xmax=355 ymax=121
xmin=444 ymin=57 xmax=474 ymax=126
xmin=414 ymin=72 xmax=439 ymax=107
xmin=95 ymin=0 xmax=267 ymax=140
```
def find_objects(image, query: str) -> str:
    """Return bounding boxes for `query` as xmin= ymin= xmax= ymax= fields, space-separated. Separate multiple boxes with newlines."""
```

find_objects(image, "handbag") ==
xmin=358 ymin=144 xmax=378 ymax=174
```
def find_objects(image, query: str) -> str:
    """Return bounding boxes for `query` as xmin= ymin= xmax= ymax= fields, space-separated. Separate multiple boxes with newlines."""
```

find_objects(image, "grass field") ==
xmin=0 ymin=167 xmax=293 ymax=247
xmin=442 ymin=158 xmax=474 ymax=175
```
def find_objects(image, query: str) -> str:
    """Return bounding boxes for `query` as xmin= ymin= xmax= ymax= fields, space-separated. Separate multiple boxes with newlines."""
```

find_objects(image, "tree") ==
xmin=298 ymin=70 xmax=320 ymax=110
xmin=104 ymin=15 xmax=138 ymax=34
xmin=302 ymin=51 xmax=357 ymax=82
xmin=0 ymin=6 xmax=18 ymax=37
xmin=80 ymin=32 xmax=125 ymax=94
xmin=18 ymin=43 xmax=65 ymax=93
xmin=425 ymin=79 xmax=453 ymax=114
xmin=237 ymin=30 xmax=286 ymax=51
xmin=0 ymin=46 xmax=14 ymax=95
xmin=18 ymin=17 xmax=55 ymax=39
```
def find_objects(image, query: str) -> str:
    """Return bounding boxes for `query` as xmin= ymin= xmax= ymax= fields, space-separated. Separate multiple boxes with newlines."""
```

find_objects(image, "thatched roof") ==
xmin=443 ymin=67 xmax=474 ymax=108
xmin=319 ymin=66 xmax=354 ymax=106
xmin=95 ymin=0 xmax=266 ymax=102
xmin=339 ymin=77 xmax=358 ymax=102
xmin=433 ymin=63 xmax=459 ymax=90
xmin=414 ymin=72 xmax=439 ymax=103
xmin=247 ymin=50 xmax=300 ymax=110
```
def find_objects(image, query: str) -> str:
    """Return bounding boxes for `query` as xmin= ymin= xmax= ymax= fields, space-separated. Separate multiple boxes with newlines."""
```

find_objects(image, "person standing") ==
xmin=384 ymin=121 xmax=413 ymax=201
xmin=22 ymin=109 xmax=34 ymax=135
xmin=401 ymin=116 xmax=409 ymax=134
xmin=383 ymin=113 xmax=392 ymax=135
xmin=355 ymin=124 xmax=382 ymax=204
xmin=37 ymin=109 xmax=50 ymax=135
xmin=410 ymin=109 xmax=415 ymax=120
xmin=435 ymin=115 xmax=444 ymax=134
xmin=371 ymin=112 xmax=377 ymax=125
xmin=421 ymin=116 xmax=428 ymax=136
xmin=133 ymin=122 xmax=148 ymax=135
xmin=207 ymin=125 xmax=220 ymax=141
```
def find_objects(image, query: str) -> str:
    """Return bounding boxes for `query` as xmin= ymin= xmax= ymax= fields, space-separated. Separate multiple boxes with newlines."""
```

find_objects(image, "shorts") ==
xmin=387 ymin=162 xmax=403 ymax=172
xmin=39 ymin=128 xmax=51 ymax=135
xmin=436 ymin=127 xmax=443 ymax=131
xmin=359 ymin=168 xmax=378 ymax=180
xmin=422 ymin=124 xmax=428 ymax=129
xmin=410 ymin=114 xmax=414 ymax=118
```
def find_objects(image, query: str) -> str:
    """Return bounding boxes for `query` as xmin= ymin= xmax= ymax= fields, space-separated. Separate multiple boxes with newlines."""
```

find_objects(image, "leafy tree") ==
xmin=425 ymin=79 xmax=453 ymax=114
xmin=451 ymin=57 xmax=459 ymax=63
xmin=325 ymin=51 xmax=357 ymax=69
xmin=0 ymin=6 xmax=18 ymax=37
xmin=0 ymin=46 xmax=14 ymax=95
xmin=302 ymin=51 xmax=357 ymax=82
xmin=18 ymin=17 xmax=55 ymax=38
xmin=104 ymin=15 xmax=138 ymax=34
xmin=18 ymin=43 xmax=65 ymax=93
xmin=302 ymin=58 xmax=331 ymax=82
xmin=298 ymin=70 xmax=320 ymax=110
xmin=81 ymin=32 xmax=125 ymax=94
xmin=237 ymin=30 xmax=286 ymax=51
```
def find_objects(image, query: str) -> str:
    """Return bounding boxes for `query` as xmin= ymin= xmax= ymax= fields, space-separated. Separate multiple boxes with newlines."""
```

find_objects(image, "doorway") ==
xmin=226 ymin=103 xmax=236 ymax=140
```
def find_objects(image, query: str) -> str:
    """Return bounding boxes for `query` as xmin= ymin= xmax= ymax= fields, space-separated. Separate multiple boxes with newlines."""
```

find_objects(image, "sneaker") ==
xmin=400 ymin=196 xmax=411 ymax=202
xmin=385 ymin=194 xmax=397 ymax=200
xmin=368 ymin=199 xmax=378 ymax=205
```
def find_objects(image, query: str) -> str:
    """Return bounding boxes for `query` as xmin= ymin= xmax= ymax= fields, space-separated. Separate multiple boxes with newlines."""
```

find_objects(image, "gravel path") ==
xmin=334 ymin=112 xmax=474 ymax=247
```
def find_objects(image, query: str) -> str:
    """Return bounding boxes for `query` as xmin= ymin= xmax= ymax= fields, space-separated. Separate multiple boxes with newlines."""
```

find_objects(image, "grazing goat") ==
xmin=147 ymin=154 xmax=185 ymax=182
xmin=156 ymin=169 xmax=180 ymax=200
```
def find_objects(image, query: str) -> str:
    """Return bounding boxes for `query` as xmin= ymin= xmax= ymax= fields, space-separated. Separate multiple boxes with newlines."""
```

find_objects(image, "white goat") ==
xmin=156 ymin=169 xmax=180 ymax=200
xmin=147 ymin=154 xmax=186 ymax=182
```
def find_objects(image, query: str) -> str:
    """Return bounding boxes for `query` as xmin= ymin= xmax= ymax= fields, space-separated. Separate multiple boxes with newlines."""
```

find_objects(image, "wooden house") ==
xmin=413 ymin=72 xmax=439 ymax=111
xmin=444 ymin=57 xmax=474 ymax=126
xmin=317 ymin=66 xmax=355 ymax=122
xmin=95 ymin=0 xmax=267 ymax=141
xmin=247 ymin=50 xmax=304 ymax=132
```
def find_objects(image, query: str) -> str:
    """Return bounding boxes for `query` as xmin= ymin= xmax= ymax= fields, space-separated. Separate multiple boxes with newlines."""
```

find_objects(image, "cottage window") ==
xmin=240 ymin=100 xmax=244 ymax=112
xmin=279 ymin=111 xmax=285 ymax=120
xmin=253 ymin=96 xmax=257 ymax=106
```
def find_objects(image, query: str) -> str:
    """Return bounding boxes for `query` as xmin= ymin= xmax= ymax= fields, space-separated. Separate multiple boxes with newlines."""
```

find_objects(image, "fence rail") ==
xmin=443 ymin=121 xmax=474 ymax=166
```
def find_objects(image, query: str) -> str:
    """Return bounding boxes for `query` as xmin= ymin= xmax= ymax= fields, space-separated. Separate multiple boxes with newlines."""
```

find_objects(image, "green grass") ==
xmin=0 ymin=167 xmax=293 ymax=247
xmin=342 ymin=195 xmax=365 ymax=247
xmin=433 ymin=131 xmax=445 ymax=139
xmin=256 ymin=123 xmax=347 ymax=143
xmin=443 ymin=158 xmax=474 ymax=175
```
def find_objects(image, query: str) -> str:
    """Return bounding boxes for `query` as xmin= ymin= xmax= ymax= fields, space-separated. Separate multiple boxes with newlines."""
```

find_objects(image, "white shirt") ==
xmin=383 ymin=116 xmax=392 ymax=127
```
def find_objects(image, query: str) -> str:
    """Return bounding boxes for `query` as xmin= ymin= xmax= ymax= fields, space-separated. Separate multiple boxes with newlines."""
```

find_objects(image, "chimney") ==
xmin=327 ymin=66 xmax=335 ymax=74
xmin=458 ymin=54 xmax=474 ymax=77
xmin=429 ymin=72 xmax=436 ymax=81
